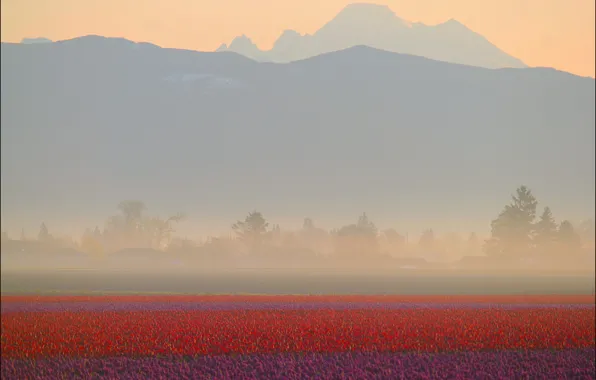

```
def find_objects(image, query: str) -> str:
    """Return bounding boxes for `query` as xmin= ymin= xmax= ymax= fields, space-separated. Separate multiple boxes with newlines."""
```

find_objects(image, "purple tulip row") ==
xmin=3 ymin=348 xmax=594 ymax=379
xmin=2 ymin=301 xmax=594 ymax=314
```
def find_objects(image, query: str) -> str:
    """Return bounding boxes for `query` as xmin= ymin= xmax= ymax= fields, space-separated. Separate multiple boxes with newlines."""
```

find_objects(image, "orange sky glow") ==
xmin=1 ymin=0 xmax=594 ymax=77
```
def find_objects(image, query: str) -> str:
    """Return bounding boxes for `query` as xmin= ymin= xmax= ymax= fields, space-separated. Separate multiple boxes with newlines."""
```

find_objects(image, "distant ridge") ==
xmin=20 ymin=37 xmax=52 ymax=44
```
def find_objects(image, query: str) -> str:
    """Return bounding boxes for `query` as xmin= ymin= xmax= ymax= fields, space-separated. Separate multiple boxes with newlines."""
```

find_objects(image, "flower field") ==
xmin=2 ymin=295 xmax=595 ymax=379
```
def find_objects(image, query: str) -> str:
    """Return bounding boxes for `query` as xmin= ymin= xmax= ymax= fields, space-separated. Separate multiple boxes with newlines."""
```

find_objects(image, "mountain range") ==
xmin=1 ymin=35 xmax=594 ymax=235
xmin=216 ymin=3 xmax=526 ymax=69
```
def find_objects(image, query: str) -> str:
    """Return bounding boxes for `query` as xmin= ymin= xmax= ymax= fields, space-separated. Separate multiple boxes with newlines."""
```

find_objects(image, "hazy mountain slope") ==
xmin=217 ymin=3 xmax=526 ymax=69
xmin=1 ymin=36 xmax=593 ymax=233
xmin=20 ymin=37 xmax=52 ymax=44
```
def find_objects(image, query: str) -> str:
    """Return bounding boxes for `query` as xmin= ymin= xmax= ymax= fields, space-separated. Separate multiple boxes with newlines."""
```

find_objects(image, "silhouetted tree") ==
xmin=299 ymin=218 xmax=329 ymax=254
xmin=384 ymin=229 xmax=405 ymax=245
xmin=101 ymin=201 xmax=184 ymax=252
xmin=232 ymin=211 xmax=269 ymax=252
xmin=558 ymin=220 xmax=581 ymax=255
xmin=357 ymin=213 xmax=377 ymax=236
xmin=419 ymin=229 xmax=435 ymax=251
xmin=335 ymin=213 xmax=379 ymax=256
xmin=38 ymin=223 xmax=51 ymax=242
xmin=336 ymin=214 xmax=377 ymax=238
xmin=303 ymin=218 xmax=314 ymax=230
xmin=534 ymin=206 xmax=558 ymax=255
xmin=484 ymin=185 xmax=537 ymax=257
xmin=117 ymin=200 xmax=146 ymax=229
xmin=143 ymin=213 xmax=185 ymax=249
xmin=93 ymin=226 xmax=102 ymax=239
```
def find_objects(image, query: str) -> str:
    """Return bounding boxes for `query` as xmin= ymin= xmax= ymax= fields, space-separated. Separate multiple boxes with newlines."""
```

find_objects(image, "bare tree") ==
xmin=143 ymin=213 xmax=186 ymax=249
xmin=117 ymin=200 xmax=146 ymax=227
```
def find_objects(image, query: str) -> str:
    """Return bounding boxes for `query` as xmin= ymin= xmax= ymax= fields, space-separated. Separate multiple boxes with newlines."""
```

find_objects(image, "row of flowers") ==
xmin=2 ymin=301 xmax=595 ymax=313
xmin=2 ymin=349 xmax=594 ymax=379
xmin=3 ymin=308 xmax=594 ymax=358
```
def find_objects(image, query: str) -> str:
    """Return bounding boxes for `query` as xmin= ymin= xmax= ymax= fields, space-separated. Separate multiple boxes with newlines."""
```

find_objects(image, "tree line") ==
xmin=485 ymin=186 xmax=590 ymax=258
xmin=3 ymin=186 xmax=594 ymax=261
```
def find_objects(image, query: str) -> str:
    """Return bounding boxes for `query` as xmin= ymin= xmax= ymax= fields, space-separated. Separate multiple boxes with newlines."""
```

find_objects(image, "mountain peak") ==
xmin=231 ymin=34 xmax=252 ymax=42
xmin=339 ymin=3 xmax=394 ymax=14
xmin=229 ymin=34 xmax=256 ymax=49
xmin=318 ymin=2 xmax=407 ymax=34
xmin=227 ymin=34 xmax=264 ymax=60
xmin=215 ymin=3 xmax=526 ymax=69
xmin=332 ymin=3 xmax=402 ymax=23
xmin=279 ymin=29 xmax=302 ymax=39
xmin=437 ymin=18 xmax=469 ymax=30
xmin=273 ymin=30 xmax=303 ymax=49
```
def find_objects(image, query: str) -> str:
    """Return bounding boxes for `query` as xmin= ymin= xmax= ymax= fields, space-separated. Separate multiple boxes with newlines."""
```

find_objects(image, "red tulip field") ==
xmin=2 ymin=295 xmax=594 ymax=379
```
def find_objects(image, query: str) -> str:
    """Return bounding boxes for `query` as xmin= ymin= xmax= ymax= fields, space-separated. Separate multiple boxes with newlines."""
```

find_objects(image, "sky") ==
xmin=1 ymin=0 xmax=594 ymax=78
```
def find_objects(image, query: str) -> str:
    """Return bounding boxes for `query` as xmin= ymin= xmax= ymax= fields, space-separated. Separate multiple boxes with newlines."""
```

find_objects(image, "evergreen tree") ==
xmin=484 ymin=185 xmax=537 ymax=257
xmin=232 ymin=211 xmax=269 ymax=252
xmin=335 ymin=213 xmax=379 ymax=256
xmin=534 ymin=206 xmax=558 ymax=254
xmin=356 ymin=213 xmax=378 ymax=236
xmin=38 ymin=223 xmax=50 ymax=241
